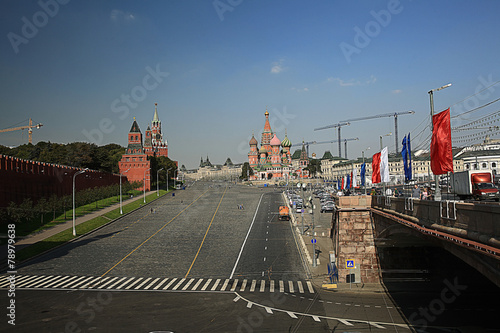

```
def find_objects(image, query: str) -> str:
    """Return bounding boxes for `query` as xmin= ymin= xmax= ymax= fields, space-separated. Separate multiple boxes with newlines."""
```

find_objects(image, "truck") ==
xmin=451 ymin=170 xmax=500 ymax=201
xmin=279 ymin=206 xmax=290 ymax=221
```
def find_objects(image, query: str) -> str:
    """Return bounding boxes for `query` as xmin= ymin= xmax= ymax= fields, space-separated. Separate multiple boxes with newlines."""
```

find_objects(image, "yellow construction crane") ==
xmin=0 ymin=118 xmax=43 ymax=144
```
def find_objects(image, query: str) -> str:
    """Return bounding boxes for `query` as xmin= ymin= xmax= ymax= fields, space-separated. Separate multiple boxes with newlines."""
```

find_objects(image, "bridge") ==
xmin=332 ymin=195 xmax=500 ymax=287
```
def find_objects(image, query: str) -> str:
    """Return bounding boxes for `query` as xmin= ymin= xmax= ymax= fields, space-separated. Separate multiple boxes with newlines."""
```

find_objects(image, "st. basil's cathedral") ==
xmin=248 ymin=110 xmax=309 ymax=180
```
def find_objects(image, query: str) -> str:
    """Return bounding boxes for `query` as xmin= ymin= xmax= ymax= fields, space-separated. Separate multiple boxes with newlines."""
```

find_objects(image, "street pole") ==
xmin=157 ymin=168 xmax=164 ymax=196
xmin=72 ymin=168 xmax=88 ymax=236
xmin=429 ymin=83 xmax=452 ymax=201
xmin=167 ymin=167 xmax=172 ymax=192
xmin=120 ymin=168 xmax=130 ymax=214
xmin=144 ymin=168 xmax=150 ymax=203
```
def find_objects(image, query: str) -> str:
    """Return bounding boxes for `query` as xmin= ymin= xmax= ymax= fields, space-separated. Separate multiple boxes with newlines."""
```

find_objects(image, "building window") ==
xmin=482 ymin=162 xmax=487 ymax=169
xmin=473 ymin=163 xmax=478 ymax=170
xmin=492 ymin=162 xmax=497 ymax=168
xmin=466 ymin=164 xmax=470 ymax=170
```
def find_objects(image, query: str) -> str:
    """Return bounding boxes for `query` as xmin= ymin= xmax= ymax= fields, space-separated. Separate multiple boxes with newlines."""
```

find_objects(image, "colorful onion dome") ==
xmin=270 ymin=133 xmax=281 ymax=146
xmin=249 ymin=134 xmax=258 ymax=146
xmin=281 ymin=134 xmax=292 ymax=147
xmin=259 ymin=146 xmax=267 ymax=153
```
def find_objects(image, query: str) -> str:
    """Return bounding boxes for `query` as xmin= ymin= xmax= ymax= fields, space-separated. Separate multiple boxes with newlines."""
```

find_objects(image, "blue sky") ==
xmin=2 ymin=0 xmax=500 ymax=169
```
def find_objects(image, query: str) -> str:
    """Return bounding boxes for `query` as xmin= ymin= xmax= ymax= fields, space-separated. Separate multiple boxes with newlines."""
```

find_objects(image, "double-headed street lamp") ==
xmin=144 ymin=168 xmax=151 ymax=203
xmin=120 ymin=168 xmax=130 ymax=214
xmin=157 ymin=168 xmax=164 ymax=196
xmin=380 ymin=132 xmax=392 ymax=151
xmin=429 ymin=83 xmax=452 ymax=201
xmin=73 ymin=168 xmax=89 ymax=236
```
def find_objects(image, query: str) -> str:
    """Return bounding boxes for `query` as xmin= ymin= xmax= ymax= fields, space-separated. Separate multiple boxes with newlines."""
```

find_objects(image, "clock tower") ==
xmin=144 ymin=103 xmax=169 ymax=158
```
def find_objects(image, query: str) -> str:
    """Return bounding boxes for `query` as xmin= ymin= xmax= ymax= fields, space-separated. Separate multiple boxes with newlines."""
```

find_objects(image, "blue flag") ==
xmin=407 ymin=132 xmax=412 ymax=181
xmin=337 ymin=178 xmax=340 ymax=190
xmin=401 ymin=135 xmax=409 ymax=182
xmin=346 ymin=174 xmax=350 ymax=189
xmin=360 ymin=162 xmax=366 ymax=186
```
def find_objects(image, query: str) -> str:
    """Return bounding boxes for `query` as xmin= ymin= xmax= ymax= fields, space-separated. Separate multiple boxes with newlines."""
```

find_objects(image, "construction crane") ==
xmin=340 ymin=111 xmax=415 ymax=154
xmin=0 ymin=118 xmax=43 ymax=144
xmin=313 ymin=122 xmax=350 ymax=158
xmin=291 ymin=138 xmax=359 ymax=159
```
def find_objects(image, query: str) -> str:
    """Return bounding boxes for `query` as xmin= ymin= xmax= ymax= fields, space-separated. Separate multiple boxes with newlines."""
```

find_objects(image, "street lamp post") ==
xmin=73 ymin=168 xmax=88 ymax=236
xmin=429 ymin=83 xmax=452 ymax=201
xmin=144 ymin=168 xmax=151 ymax=203
xmin=166 ymin=167 xmax=173 ymax=192
xmin=120 ymin=168 xmax=130 ymax=214
xmin=362 ymin=147 xmax=370 ymax=194
xmin=380 ymin=132 xmax=392 ymax=151
xmin=157 ymin=168 xmax=164 ymax=196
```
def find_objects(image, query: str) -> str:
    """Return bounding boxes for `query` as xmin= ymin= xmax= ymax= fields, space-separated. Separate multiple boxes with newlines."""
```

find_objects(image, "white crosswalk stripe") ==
xmin=1 ymin=274 xmax=315 ymax=294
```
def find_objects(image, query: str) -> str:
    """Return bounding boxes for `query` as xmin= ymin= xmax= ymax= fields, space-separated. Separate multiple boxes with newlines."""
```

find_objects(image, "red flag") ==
xmin=431 ymin=108 xmax=453 ymax=175
xmin=372 ymin=152 xmax=381 ymax=184
xmin=350 ymin=171 xmax=353 ymax=188
xmin=341 ymin=177 xmax=344 ymax=189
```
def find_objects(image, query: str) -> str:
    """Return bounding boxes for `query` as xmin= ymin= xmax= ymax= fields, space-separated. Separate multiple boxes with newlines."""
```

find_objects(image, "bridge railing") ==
xmin=370 ymin=195 xmax=500 ymax=248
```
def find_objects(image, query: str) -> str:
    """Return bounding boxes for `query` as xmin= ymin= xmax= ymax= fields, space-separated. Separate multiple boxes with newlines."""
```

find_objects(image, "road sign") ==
xmin=346 ymin=259 xmax=355 ymax=269
xmin=311 ymin=239 xmax=317 ymax=244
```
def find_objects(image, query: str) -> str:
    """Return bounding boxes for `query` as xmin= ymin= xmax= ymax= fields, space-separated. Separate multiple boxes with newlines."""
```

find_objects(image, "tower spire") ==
xmin=153 ymin=103 xmax=159 ymax=122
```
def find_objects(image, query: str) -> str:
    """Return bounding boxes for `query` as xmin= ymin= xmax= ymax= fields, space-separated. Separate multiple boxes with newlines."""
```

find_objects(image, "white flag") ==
xmin=352 ymin=167 xmax=357 ymax=188
xmin=380 ymin=147 xmax=390 ymax=183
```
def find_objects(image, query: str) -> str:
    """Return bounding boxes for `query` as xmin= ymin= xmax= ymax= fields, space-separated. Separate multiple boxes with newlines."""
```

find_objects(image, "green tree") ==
xmin=240 ymin=162 xmax=254 ymax=180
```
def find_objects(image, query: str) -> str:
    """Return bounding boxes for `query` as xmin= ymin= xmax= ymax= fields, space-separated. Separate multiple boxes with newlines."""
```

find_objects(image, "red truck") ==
xmin=451 ymin=170 xmax=500 ymax=201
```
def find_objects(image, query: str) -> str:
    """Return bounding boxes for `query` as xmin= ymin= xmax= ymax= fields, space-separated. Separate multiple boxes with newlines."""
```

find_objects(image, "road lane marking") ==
xmin=270 ymin=280 xmax=275 ymax=292
xmin=135 ymin=277 xmax=152 ymax=289
xmin=153 ymin=278 xmax=169 ymax=290
xmin=144 ymin=277 xmax=160 ymax=289
xmin=185 ymin=187 xmax=227 ymax=278
xmin=229 ymin=193 xmax=265 ymax=279
xmin=260 ymin=280 xmax=265 ymax=292
xmin=279 ymin=280 xmax=284 ymax=293
xmin=240 ymin=279 xmax=247 ymax=291
xmin=221 ymin=279 xmax=230 ymax=291
xmin=265 ymin=307 xmax=273 ymax=314
xmin=115 ymin=277 xmax=136 ymax=289
xmin=250 ymin=280 xmax=256 ymax=292
xmin=211 ymin=279 xmax=221 ymax=291
xmin=107 ymin=277 xmax=128 ymax=289
xmin=163 ymin=278 xmax=177 ymax=290
xmin=182 ymin=278 xmax=195 ymax=290
xmin=31 ymin=275 xmax=55 ymax=288
xmin=201 ymin=279 xmax=212 ymax=291
xmin=288 ymin=281 xmax=294 ymax=293
xmin=99 ymin=277 xmax=119 ymax=289
xmin=100 ymin=189 xmax=210 ymax=279
xmin=287 ymin=311 xmax=298 ymax=319
xmin=230 ymin=279 xmax=238 ymax=291
xmin=125 ymin=277 xmax=143 ymax=289
xmin=52 ymin=276 xmax=79 ymax=288
xmin=306 ymin=281 xmax=314 ymax=294
xmin=172 ymin=278 xmax=185 ymax=290
xmin=297 ymin=281 xmax=304 ymax=293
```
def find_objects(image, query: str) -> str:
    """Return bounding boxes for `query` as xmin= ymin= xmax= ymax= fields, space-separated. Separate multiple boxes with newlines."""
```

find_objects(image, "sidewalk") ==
xmin=1 ymin=191 xmax=156 ymax=262
xmin=285 ymin=193 xmax=384 ymax=293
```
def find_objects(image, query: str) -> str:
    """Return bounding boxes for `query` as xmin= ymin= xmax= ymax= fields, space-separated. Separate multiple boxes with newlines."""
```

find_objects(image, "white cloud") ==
xmin=270 ymin=59 xmax=287 ymax=74
xmin=392 ymin=89 xmax=402 ymax=94
xmin=110 ymin=9 xmax=136 ymax=23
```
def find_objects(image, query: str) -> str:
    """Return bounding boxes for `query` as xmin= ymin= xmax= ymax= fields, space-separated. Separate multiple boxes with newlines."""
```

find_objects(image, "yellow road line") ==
xmin=100 ymin=189 xmax=210 ymax=278
xmin=184 ymin=186 xmax=228 ymax=278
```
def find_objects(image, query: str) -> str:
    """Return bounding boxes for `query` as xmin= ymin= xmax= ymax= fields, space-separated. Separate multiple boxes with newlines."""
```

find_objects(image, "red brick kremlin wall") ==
xmin=0 ymin=154 xmax=124 ymax=208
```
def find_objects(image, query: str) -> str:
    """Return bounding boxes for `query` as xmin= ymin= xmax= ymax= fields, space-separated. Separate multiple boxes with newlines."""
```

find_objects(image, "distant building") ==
xmin=118 ymin=118 xmax=151 ymax=191
xmin=144 ymin=103 xmax=169 ymax=158
xmin=248 ymin=109 xmax=308 ymax=180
